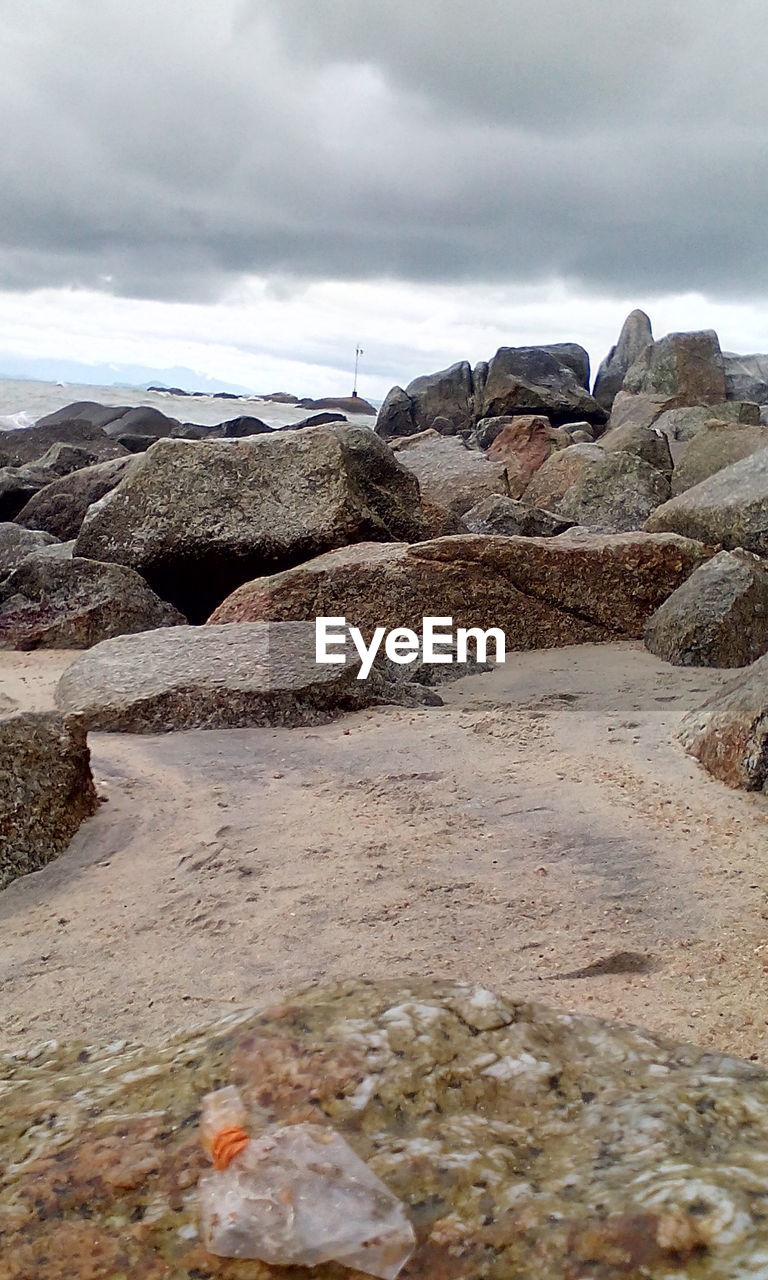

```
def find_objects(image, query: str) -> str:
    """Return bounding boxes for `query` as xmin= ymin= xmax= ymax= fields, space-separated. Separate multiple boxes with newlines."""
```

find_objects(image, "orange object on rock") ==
xmin=212 ymin=1124 xmax=250 ymax=1171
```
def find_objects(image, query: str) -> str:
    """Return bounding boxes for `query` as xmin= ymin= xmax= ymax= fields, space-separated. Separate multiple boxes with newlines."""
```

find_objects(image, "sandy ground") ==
xmin=2 ymin=642 xmax=768 ymax=1061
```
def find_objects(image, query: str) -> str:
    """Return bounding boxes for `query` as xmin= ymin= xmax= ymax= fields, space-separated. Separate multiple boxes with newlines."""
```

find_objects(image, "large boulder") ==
xmin=376 ymin=361 xmax=475 ymax=439
xmin=485 ymin=415 xmax=569 ymax=491
xmin=374 ymin=386 xmax=416 ymax=439
xmin=606 ymin=390 xmax=681 ymax=434
xmin=210 ymin=532 xmax=711 ymax=646
xmin=592 ymin=309 xmax=653 ymax=411
xmin=54 ymin=621 xmax=423 ymax=732
xmin=556 ymin=451 xmax=671 ymax=533
xmin=645 ymin=447 xmax=768 ymax=556
xmin=73 ymin=426 xmax=425 ymax=621
xmin=623 ymin=329 xmax=727 ymax=403
xmin=479 ymin=346 xmax=605 ymax=426
xmin=0 ymin=556 xmax=184 ymax=650
xmin=671 ymin=421 xmax=768 ymax=495
xmin=101 ymin=406 xmax=181 ymax=439
xmin=33 ymin=400 xmax=128 ymax=431
xmin=538 ymin=341 xmax=591 ymax=388
xmin=0 ymin=711 xmax=96 ymax=889
xmin=644 ymin=550 xmax=768 ymax=667
xmin=14 ymin=455 xmax=136 ymax=541
xmin=522 ymin=442 xmax=605 ymax=509
xmin=0 ymin=523 xmax=58 ymax=580
xmin=297 ymin=395 xmax=376 ymax=414
xmin=392 ymin=431 xmax=510 ymax=514
xmin=599 ymin=420 xmax=673 ymax=477
xmin=463 ymin=494 xmax=573 ymax=537
xmin=678 ymin=654 xmax=768 ymax=791
xmin=723 ymin=352 xmax=768 ymax=404
xmin=209 ymin=415 xmax=274 ymax=437
xmin=7 ymin=977 xmax=768 ymax=1276
xmin=653 ymin=402 xmax=762 ymax=463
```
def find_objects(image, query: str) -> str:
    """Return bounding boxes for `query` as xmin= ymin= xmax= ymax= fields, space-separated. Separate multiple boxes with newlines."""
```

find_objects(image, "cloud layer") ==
xmin=2 ymin=0 xmax=767 ymax=303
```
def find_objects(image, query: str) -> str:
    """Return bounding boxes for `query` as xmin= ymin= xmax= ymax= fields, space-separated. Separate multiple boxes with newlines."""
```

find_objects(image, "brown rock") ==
xmin=485 ymin=415 xmax=568 ymax=492
xmin=522 ymin=443 xmax=605 ymax=509
xmin=678 ymin=653 xmax=768 ymax=791
xmin=393 ymin=431 xmax=510 ymax=514
xmin=623 ymin=329 xmax=726 ymax=403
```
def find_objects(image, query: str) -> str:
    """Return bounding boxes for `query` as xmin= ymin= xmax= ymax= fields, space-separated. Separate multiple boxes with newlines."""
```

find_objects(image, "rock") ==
xmin=6 ymin=977 xmax=768 ymax=1277
xmin=672 ymin=421 xmax=768 ymax=495
xmin=539 ymin=341 xmax=591 ymax=388
xmin=392 ymin=431 xmax=511 ymax=515
xmin=557 ymin=451 xmax=670 ymax=533
xmin=28 ymin=540 xmax=75 ymax=561
xmin=723 ymin=352 xmax=768 ymax=403
xmin=210 ymin=532 xmax=710 ymax=646
xmin=34 ymin=401 xmax=128 ymax=430
xmin=480 ymin=346 xmax=605 ymax=426
xmin=562 ymin=420 xmax=594 ymax=438
xmin=569 ymin=429 xmax=593 ymax=443
xmin=374 ymin=386 xmax=416 ymax=439
xmin=0 ymin=524 xmax=59 ymax=580
xmin=463 ymin=495 xmax=574 ymax=537
xmin=405 ymin=360 xmax=474 ymax=435
xmin=623 ymin=329 xmax=727 ymax=403
xmin=599 ymin=420 xmax=673 ymax=477
xmin=73 ymin=427 xmax=425 ymax=621
xmin=283 ymin=412 xmax=348 ymax=430
xmin=0 ymin=418 xmax=122 ymax=469
xmin=54 ymin=621 xmax=427 ymax=732
xmin=418 ymin=499 xmax=467 ymax=538
xmin=0 ymin=465 xmax=56 ymax=521
xmin=644 ymin=550 xmax=768 ymax=667
xmin=485 ymin=415 xmax=568 ymax=492
xmin=297 ymin=396 xmax=377 ymax=415
xmin=592 ymin=309 xmax=654 ymax=411
xmin=522 ymin=442 xmax=605 ymax=509
xmin=678 ymin=654 xmax=768 ymax=790
xmin=0 ymin=710 xmax=96 ymax=889
xmin=645 ymin=447 xmax=768 ymax=556
xmin=0 ymin=556 xmax=184 ymax=650
xmin=474 ymin=415 xmax=521 ymax=450
xmin=15 ymin=456 xmax=136 ymax=541
xmin=209 ymin=415 xmax=274 ymax=437
xmin=607 ymin=391 xmax=681 ymax=433
xmin=101 ymin=406 xmax=180 ymax=439
xmin=33 ymin=438 xmax=127 ymax=474
xmin=654 ymin=401 xmax=762 ymax=452
xmin=261 ymin=391 xmax=299 ymax=404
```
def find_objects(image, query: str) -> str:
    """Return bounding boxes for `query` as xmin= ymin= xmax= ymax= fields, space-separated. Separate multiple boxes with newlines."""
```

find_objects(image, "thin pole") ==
xmin=353 ymin=345 xmax=363 ymax=397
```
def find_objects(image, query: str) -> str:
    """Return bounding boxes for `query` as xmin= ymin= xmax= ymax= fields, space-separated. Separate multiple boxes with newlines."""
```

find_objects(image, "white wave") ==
xmin=0 ymin=410 xmax=36 ymax=431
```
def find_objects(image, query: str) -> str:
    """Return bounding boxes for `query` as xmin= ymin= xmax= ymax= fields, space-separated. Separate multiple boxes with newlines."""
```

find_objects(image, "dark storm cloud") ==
xmin=1 ymin=0 xmax=767 ymax=301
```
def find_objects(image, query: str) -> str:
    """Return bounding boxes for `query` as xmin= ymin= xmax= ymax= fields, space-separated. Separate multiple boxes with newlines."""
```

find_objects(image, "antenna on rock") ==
xmin=352 ymin=345 xmax=363 ymax=398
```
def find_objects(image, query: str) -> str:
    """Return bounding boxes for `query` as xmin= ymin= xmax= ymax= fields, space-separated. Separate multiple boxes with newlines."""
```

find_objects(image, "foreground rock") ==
xmin=463 ymin=495 xmax=573 ymax=537
xmin=392 ymin=431 xmax=510 ymax=514
xmin=4 ymin=978 xmax=768 ymax=1277
xmin=74 ymin=427 xmax=425 ymax=620
xmin=645 ymin=447 xmax=768 ymax=556
xmin=592 ymin=308 xmax=653 ymax=410
xmin=0 ymin=711 xmax=96 ymax=889
xmin=0 ymin=557 xmax=183 ymax=649
xmin=211 ymin=533 xmax=711 ymax=645
xmin=678 ymin=655 xmax=768 ymax=791
xmin=15 ymin=456 xmax=135 ymax=540
xmin=644 ymin=550 xmax=768 ymax=668
xmin=54 ymin=621 xmax=428 ymax=732
xmin=0 ymin=524 xmax=58 ymax=580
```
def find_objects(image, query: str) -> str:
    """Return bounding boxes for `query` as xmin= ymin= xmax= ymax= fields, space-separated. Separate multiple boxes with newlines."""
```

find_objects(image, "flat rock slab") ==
xmin=54 ymin=621 xmax=412 ymax=733
xmin=0 ymin=711 xmax=96 ymax=889
xmin=4 ymin=978 xmax=768 ymax=1277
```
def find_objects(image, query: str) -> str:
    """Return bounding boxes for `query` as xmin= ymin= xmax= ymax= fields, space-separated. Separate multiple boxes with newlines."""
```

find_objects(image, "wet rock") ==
xmin=210 ymin=532 xmax=710 ymax=646
xmin=284 ymin=412 xmax=348 ymax=430
xmin=392 ymin=431 xmax=510 ymax=515
xmin=599 ymin=420 xmax=673 ymax=477
xmin=4 ymin=978 xmax=768 ymax=1277
xmin=644 ymin=550 xmax=768 ymax=667
xmin=521 ymin=442 xmax=605 ymax=509
xmin=645 ymin=446 xmax=768 ymax=556
xmin=557 ymin=451 xmax=671 ymax=533
xmin=592 ymin=308 xmax=654 ymax=411
xmin=623 ymin=329 xmax=727 ymax=403
xmin=671 ymin=420 xmax=768 ymax=495
xmin=479 ymin=346 xmax=605 ymax=426
xmin=54 ymin=621 xmax=427 ymax=732
xmin=73 ymin=427 xmax=425 ymax=621
xmin=297 ymin=396 xmax=376 ymax=415
xmin=463 ymin=495 xmax=573 ymax=538
xmin=0 ymin=556 xmax=184 ymax=650
xmin=208 ymin=415 xmax=274 ymax=437
xmin=101 ymin=406 xmax=180 ymax=439
xmin=0 ymin=710 xmax=96 ymax=889
xmin=0 ymin=524 xmax=59 ymax=581
xmin=15 ymin=456 xmax=136 ymax=541
xmin=678 ymin=654 xmax=768 ymax=791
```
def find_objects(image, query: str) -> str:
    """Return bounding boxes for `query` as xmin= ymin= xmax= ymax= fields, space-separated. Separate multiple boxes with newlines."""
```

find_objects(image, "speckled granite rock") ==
xmin=0 ymin=523 xmax=59 ymax=580
xmin=392 ymin=431 xmax=511 ymax=515
xmin=54 ymin=621 xmax=431 ymax=733
xmin=4 ymin=978 xmax=768 ymax=1278
xmin=678 ymin=653 xmax=768 ymax=791
xmin=0 ymin=711 xmax=96 ymax=889
xmin=645 ymin=550 xmax=768 ymax=668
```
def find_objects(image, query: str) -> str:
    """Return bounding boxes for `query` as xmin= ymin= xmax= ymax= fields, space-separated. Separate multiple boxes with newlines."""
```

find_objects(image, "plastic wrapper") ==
xmin=198 ymin=1085 xmax=416 ymax=1279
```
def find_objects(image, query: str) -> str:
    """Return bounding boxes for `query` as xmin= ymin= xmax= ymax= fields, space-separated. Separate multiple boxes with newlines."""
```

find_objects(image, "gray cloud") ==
xmin=1 ymin=0 xmax=767 ymax=302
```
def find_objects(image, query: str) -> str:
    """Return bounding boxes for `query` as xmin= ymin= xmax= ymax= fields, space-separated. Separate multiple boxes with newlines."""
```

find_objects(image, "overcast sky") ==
xmin=2 ymin=0 xmax=768 ymax=398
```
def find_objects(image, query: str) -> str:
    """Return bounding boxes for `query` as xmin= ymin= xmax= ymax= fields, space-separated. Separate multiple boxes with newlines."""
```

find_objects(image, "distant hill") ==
xmin=0 ymin=352 xmax=254 ymax=397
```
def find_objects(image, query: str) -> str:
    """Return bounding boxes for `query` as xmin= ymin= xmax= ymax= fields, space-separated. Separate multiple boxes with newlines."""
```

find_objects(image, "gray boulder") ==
xmin=644 ymin=550 xmax=768 ymax=667
xmin=623 ymin=329 xmax=727 ymax=403
xmin=600 ymin=420 xmax=673 ymax=477
xmin=654 ymin=401 xmax=761 ymax=452
xmin=463 ymin=494 xmax=573 ymax=537
xmin=34 ymin=400 xmax=129 ymax=430
xmin=672 ymin=421 xmax=768 ymax=495
xmin=539 ymin=342 xmax=591 ymax=388
xmin=74 ymin=426 xmax=425 ymax=621
xmin=557 ymin=451 xmax=671 ymax=533
xmin=15 ymin=455 xmax=136 ymax=540
xmin=723 ymin=352 xmax=768 ymax=404
xmin=0 ymin=524 xmax=58 ymax=580
xmin=479 ymin=346 xmax=605 ymax=426
xmin=54 ymin=621 xmax=426 ymax=733
xmin=374 ymin=386 xmax=417 ymax=439
xmin=606 ymin=391 xmax=681 ymax=433
xmin=0 ymin=556 xmax=184 ymax=650
xmin=593 ymin=309 xmax=653 ymax=411
xmin=678 ymin=653 xmax=768 ymax=791
xmin=645 ymin=447 xmax=768 ymax=556
xmin=392 ymin=430 xmax=510 ymax=516
xmin=0 ymin=711 xmax=96 ymax=889
xmin=101 ymin=406 xmax=180 ymax=439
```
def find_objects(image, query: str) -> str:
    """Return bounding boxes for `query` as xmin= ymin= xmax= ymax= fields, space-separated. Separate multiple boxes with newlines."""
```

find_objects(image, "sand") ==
xmin=2 ymin=641 xmax=768 ymax=1060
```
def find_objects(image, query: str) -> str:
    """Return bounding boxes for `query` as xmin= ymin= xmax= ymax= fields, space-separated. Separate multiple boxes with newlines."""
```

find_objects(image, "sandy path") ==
xmin=2 ymin=642 xmax=768 ymax=1059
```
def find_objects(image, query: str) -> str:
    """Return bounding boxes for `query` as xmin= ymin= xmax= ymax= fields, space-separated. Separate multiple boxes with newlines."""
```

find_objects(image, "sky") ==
xmin=2 ymin=0 xmax=768 ymax=399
